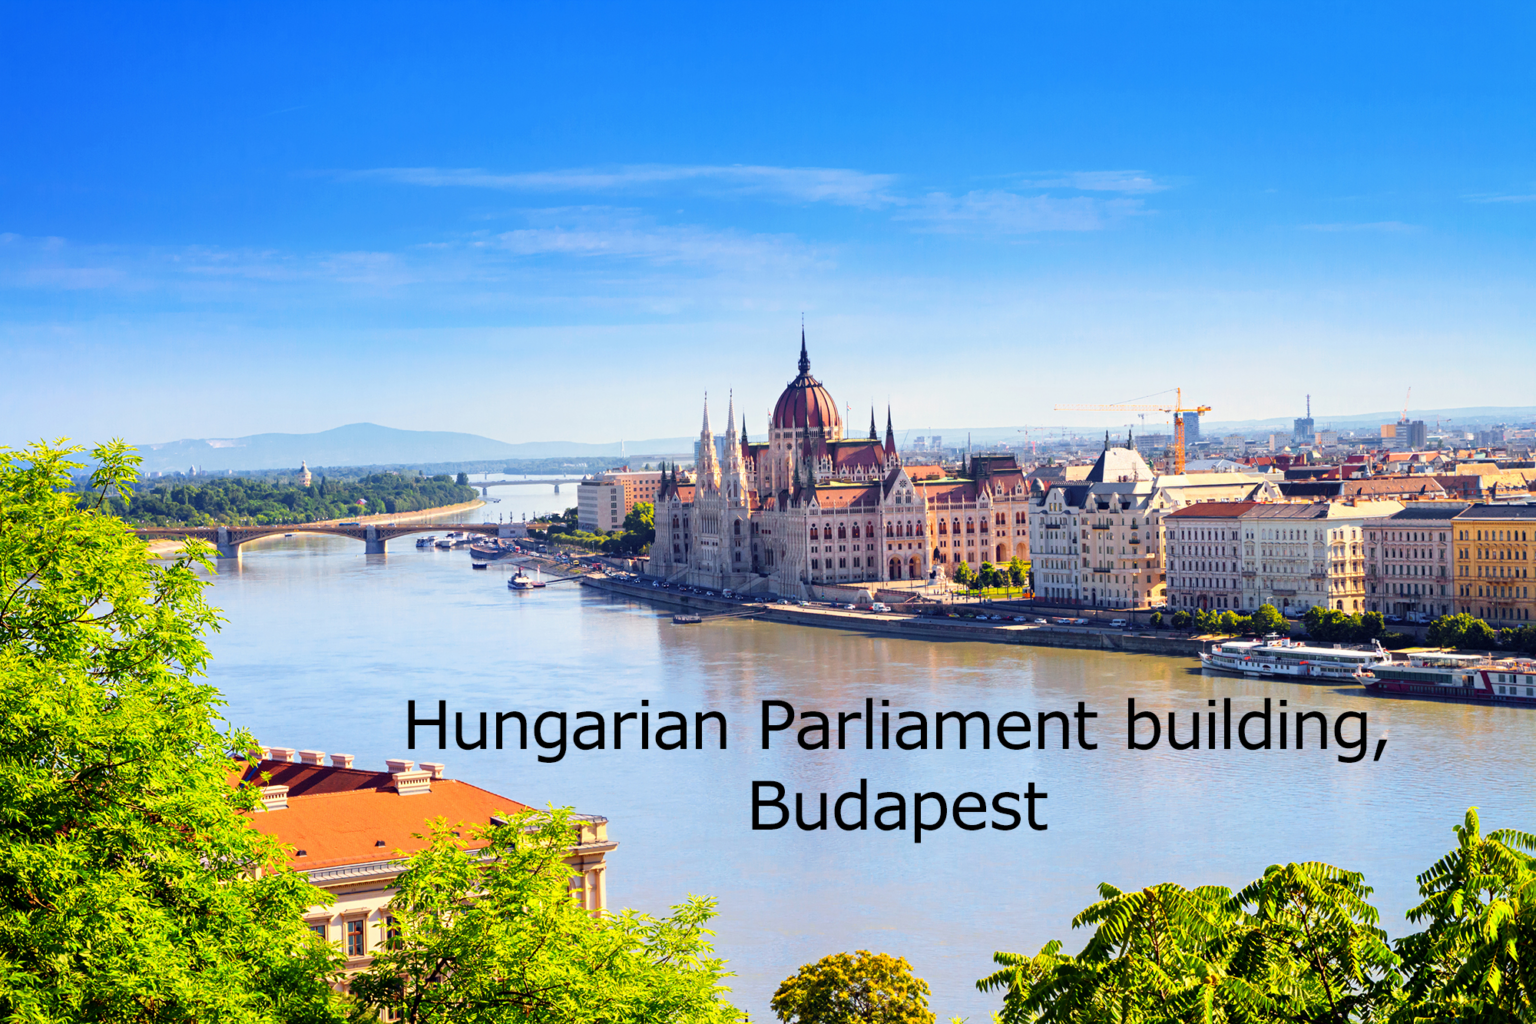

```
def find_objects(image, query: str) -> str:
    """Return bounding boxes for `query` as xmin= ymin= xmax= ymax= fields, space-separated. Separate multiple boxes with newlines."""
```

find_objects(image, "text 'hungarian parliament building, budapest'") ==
xmin=650 ymin=333 xmax=1032 ymax=597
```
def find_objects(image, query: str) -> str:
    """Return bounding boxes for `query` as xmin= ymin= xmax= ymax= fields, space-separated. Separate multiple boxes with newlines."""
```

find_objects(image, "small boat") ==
xmin=435 ymin=539 xmax=453 ymax=549
xmin=472 ymin=562 xmax=487 ymax=570
xmin=284 ymin=532 xmax=294 ymax=537
xmin=509 ymin=570 xmax=537 ymax=590
xmin=416 ymin=535 xmax=437 ymax=548
xmin=673 ymin=613 xmax=703 ymax=624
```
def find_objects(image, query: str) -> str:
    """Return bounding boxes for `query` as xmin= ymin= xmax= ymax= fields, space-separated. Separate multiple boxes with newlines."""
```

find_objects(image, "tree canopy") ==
xmin=771 ymin=950 xmax=935 ymax=1024
xmin=349 ymin=809 xmax=740 ymax=1024
xmin=0 ymin=439 xmax=342 ymax=1022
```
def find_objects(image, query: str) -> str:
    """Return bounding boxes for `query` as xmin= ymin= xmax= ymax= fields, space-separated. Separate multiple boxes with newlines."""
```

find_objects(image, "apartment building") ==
xmin=241 ymin=748 xmax=616 ymax=975
xmin=1236 ymin=501 xmax=1402 ymax=615
xmin=1164 ymin=502 xmax=1258 ymax=612
xmin=1362 ymin=503 xmax=1468 ymax=619
xmin=1452 ymin=504 xmax=1536 ymax=625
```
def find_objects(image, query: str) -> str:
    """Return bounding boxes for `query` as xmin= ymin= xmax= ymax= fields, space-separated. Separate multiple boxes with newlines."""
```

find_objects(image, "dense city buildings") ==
xmin=1240 ymin=502 xmax=1399 ymax=615
xmin=1164 ymin=502 xmax=1257 ymax=612
xmin=1027 ymin=439 xmax=1280 ymax=609
xmin=241 ymin=748 xmax=615 ymax=975
xmin=1362 ymin=504 xmax=1467 ymax=619
xmin=1452 ymin=504 xmax=1536 ymax=625
xmin=650 ymin=335 xmax=1030 ymax=597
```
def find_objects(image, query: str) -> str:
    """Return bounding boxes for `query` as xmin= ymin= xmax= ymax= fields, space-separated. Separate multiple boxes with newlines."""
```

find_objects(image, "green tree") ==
xmin=772 ymin=950 xmax=935 ymax=1024
xmin=1007 ymin=557 xmax=1028 ymax=588
xmin=952 ymin=561 xmax=975 ymax=587
xmin=980 ymin=863 xmax=1400 ymax=1024
xmin=1148 ymin=611 xmax=1163 ymax=629
xmin=1458 ymin=618 xmax=1499 ymax=651
xmin=349 ymin=809 xmax=739 ymax=1024
xmin=1427 ymin=613 xmax=1475 ymax=649
xmin=455 ymin=471 xmax=469 ymax=486
xmin=1171 ymin=609 xmax=1191 ymax=629
xmin=1217 ymin=610 xmax=1241 ymax=634
xmin=0 ymin=440 xmax=342 ymax=1022
xmin=977 ymin=561 xmax=1002 ymax=590
xmin=1393 ymin=807 xmax=1536 ymax=1021
xmin=1251 ymin=603 xmax=1287 ymax=634
xmin=1358 ymin=611 xmax=1385 ymax=640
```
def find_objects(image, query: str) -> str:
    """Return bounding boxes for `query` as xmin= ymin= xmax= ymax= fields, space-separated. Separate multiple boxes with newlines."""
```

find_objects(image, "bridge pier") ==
xmin=215 ymin=526 xmax=240 ymax=560
xmin=365 ymin=524 xmax=387 ymax=555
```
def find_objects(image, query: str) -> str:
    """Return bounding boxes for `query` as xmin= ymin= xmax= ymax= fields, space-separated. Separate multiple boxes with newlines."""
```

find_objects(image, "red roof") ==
xmin=238 ymin=759 xmax=531 ymax=871
xmin=772 ymin=337 xmax=841 ymax=433
xmin=1166 ymin=501 xmax=1260 ymax=518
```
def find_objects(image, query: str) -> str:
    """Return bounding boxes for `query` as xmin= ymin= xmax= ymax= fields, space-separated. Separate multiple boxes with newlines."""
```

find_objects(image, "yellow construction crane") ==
xmin=1055 ymin=387 xmax=1213 ymax=474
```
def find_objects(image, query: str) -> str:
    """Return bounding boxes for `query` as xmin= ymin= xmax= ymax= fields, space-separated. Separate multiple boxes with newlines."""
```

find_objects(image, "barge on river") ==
xmin=1201 ymin=636 xmax=1388 ymax=681
xmin=1359 ymin=652 xmax=1536 ymax=705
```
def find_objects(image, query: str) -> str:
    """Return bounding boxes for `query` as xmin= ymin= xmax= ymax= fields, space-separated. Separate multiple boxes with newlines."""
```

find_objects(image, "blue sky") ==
xmin=3 ymin=2 xmax=1534 ymax=447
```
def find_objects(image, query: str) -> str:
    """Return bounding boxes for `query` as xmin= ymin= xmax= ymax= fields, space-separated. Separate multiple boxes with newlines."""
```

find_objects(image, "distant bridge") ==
xmin=476 ymin=477 xmax=584 ymax=495
xmin=134 ymin=522 xmax=502 ymax=558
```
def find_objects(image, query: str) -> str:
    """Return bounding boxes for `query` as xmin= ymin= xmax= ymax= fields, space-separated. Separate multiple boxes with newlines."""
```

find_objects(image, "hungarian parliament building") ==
xmin=650 ymin=334 xmax=1032 ymax=596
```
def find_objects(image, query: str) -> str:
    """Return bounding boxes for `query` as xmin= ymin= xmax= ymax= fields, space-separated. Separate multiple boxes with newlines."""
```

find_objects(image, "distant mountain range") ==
xmin=135 ymin=405 xmax=1536 ymax=473
xmin=133 ymin=423 xmax=696 ymax=473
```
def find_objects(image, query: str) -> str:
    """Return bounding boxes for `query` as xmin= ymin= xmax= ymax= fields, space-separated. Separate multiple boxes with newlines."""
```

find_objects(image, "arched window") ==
xmin=733 ymin=520 xmax=741 ymax=535
xmin=886 ymin=523 xmax=895 ymax=537
xmin=917 ymin=521 xmax=925 ymax=535
xmin=966 ymin=518 xmax=975 ymax=534
xmin=938 ymin=520 xmax=947 ymax=535
xmin=810 ymin=526 xmax=819 ymax=540
xmin=906 ymin=522 xmax=914 ymax=537
xmin=852 ymin=523 xmax=860 ymax=539
xmin=837 ymin=524 xmax=847 ymax=539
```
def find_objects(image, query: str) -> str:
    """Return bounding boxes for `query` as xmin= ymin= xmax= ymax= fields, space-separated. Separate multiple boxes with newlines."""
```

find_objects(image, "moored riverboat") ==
xmin=1359 ymin=653 xmax=1536 ymax=705
xmin=1200 ymin=636 xmax=1387 ymax=681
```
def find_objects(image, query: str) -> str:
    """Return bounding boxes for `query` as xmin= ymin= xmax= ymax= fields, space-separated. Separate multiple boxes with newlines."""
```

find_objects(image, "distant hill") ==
xmin=133 ymin=423 xmax=695 ymax=473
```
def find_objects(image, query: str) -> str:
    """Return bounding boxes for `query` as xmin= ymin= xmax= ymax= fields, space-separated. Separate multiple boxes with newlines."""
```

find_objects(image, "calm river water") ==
xmin=203 ymin=492 xmax=1535 ymax=1020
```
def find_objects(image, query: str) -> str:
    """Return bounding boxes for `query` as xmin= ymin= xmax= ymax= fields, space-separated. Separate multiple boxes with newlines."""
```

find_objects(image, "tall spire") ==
xmin=702 ymin=392 xmax=712 ymax=435
xmin=725 ymin=391 xmax=737 ymax=440
xmin=798 ymin=325 xmax=810 ymax=376
xmin=869 ymin=407 xmax=878 ymax=441
xmin=741 ymin=414 xmax=749 ymax=445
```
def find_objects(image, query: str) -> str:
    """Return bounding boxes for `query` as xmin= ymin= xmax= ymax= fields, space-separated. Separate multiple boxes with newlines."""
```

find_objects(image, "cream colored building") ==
xmin=241 ymin=748 xmax=616 ymax=976
xmin=1363 ymin=503 xmax=1467 ymax=619
xmin=1238 ymin=501 xmax=1402 ymax=615
xmin=1027 ymin=438 xmax=1283 ymax=609
xmin=577 ymin=470 xmax=664 ymax=533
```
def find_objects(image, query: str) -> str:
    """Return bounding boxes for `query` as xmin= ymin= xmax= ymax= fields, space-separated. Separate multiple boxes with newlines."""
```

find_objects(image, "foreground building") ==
xmin=650 ymin=334 xmax=1031 ymax=597
xmin=240 ymin=748 xmax=615 ymax=973
xmin=1238 ymin=501 xmax=1401 ymax=615
xmin=1452 ymin=504 xmax=1536 ymax=625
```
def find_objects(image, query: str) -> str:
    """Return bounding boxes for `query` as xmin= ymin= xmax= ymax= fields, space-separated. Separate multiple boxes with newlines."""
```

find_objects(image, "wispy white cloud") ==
xmin=348 ymin=164 xmax=901 ymax=208
xmin=1463 ymin=189 xmax=1536 ymax=204
xmin=898 ymin=190 xmax=1143 ymax=235
xmin=1012 ymin=170 xmax=1171 ymax=194
xmin=1299 ymin=221 xmax=1419 ymax=233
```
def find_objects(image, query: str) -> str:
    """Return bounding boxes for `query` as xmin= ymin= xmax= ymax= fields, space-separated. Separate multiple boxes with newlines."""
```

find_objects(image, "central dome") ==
xmin=772 ymin=332 xmax=842 ymax=434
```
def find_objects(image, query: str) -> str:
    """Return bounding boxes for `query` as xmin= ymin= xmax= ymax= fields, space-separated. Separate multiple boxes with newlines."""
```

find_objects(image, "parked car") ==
xmin=1109 ymin=618 xmax=1128 ymax=628
xmin=870 ymin=602 xmax=890 ymax=613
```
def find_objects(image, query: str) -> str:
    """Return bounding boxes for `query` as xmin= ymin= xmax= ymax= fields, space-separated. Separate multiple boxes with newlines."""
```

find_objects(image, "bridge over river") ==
xmin=134 ymin=522 xmax=503 ymax=558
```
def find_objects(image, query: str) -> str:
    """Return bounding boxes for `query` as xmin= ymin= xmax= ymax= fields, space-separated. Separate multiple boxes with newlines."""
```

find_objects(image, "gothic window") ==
xmin=917 ymin=522 xmax=924 ymax=535
xmin=853 ymin=557 xmax=861 ymax=567
xmin=938 ymin=520 xmax=947 ymax=535
xmin=966 ymin=518 xmax=975 ymax=534
xmin=852 ymin=524 xmax=860 ymax=539
xmin=810 ymin=526 xmax=819 ymax=540
xmin=733 ymin=520 xmax=741 ymax=535
xmin=906 ymin=522 xmax=914 ymax=537
xmin=839 ymin=557 xmax=847 ymax=568
xmin=838 ymin=525 xmax=847 ymax=539
xmin=812 ymin=559 xmax=819 ymax=570
xmin=996 ymin=513 xmax=1006 ymax=525
xmin=886 ymin=523 xmax=895 ymax=537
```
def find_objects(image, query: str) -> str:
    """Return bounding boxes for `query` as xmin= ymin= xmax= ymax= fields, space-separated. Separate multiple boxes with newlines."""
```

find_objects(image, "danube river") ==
xmin=203 ymin=496 xmax=1536 ymax=1020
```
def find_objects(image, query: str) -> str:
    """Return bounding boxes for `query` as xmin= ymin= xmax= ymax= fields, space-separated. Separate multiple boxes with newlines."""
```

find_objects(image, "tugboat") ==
xmin=1359 ymin=652 xmax=1536 ymax=704
xmin=508 ymin=568 xmax=545 ymax=590
xmin=1200 ymin=635 xmax=1389 ymax=681
xmin=416 ymin=535 xmax=437 ymax=548
xmin=673 ymin=613 xmax=703 ymax=624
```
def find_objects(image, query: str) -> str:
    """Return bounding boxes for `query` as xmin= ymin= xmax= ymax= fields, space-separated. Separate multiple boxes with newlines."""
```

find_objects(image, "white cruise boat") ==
xmin=1359 ymin=653 xmax=1536 ymax=705
xmin=1201 ymin=636 xmax=1388 ymax=681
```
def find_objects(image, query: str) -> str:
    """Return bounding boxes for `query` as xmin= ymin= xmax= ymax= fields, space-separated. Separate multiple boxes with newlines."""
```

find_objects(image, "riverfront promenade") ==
xmin=579 ymin=574 xmax=1207 ymax=660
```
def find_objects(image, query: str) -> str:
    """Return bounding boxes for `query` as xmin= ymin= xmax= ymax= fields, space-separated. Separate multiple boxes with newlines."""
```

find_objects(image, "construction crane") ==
xmin=1054 ymin=387 xmax=1213 ymax=474
xmin=1401 ymin=386 xmax=1412 ymax=423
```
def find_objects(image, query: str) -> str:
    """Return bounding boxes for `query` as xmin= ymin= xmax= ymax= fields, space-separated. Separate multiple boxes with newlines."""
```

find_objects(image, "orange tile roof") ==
xmin=239 ymin=762 xmax=531 ymax=871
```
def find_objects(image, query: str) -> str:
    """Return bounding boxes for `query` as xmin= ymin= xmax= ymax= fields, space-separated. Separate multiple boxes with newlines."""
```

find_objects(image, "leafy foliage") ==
xmin=349 ymin=808 xmax=740 ymax=1024
xmin=1393 ymin=808 xmax=1536 ymax=1022
xmin=0 ymin=440 xmax=342 ymax=1022
xmin=1251 ymin=603 xmax=1288 ymax=634
xmin=771 ymin=950 xmax=935 ymax=1024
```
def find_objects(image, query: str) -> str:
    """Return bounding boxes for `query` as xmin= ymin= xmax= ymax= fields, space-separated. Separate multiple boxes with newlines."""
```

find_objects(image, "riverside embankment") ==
xmin=579 ymin=574 xmax=1207 ymax=659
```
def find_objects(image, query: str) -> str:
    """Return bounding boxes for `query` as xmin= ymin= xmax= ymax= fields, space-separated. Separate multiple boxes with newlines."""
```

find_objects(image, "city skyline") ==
xmin=4 ymin=3 xmax=1535 ymax=447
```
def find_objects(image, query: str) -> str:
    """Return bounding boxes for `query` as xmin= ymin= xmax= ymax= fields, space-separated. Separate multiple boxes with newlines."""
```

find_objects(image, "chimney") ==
xmin=385 ymin=758 xmax=415 ymax=774
xmin=267 ymin=746 xmax=296 ymax=762
xmin=419 ymin=762 xmax=446 ymax=780
xmin=329 ymin=753 xmax=355 ymax=769
xmin=297 ymin=750 xmax=325 ymax=766
xmin=393 ymin=770 xmax=433 ymax=796
xmin=259 ymin=785 xmax=289 ymax=811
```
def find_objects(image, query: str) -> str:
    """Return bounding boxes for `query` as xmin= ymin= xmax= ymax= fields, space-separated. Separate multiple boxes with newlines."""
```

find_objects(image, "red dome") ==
xmin=772 ymin=334 xmax=842 ymax=434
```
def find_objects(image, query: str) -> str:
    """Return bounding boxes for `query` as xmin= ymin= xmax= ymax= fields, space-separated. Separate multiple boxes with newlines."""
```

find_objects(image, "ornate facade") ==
xmin=650 ymin=334 xmax=1031 ymax=597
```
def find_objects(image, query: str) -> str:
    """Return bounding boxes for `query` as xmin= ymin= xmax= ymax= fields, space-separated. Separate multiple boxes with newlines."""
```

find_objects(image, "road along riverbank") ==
xmin=140 ymin=499 xmax=488 ymax=558
xmin=579 ymin=575 xmax=1207 ymax=660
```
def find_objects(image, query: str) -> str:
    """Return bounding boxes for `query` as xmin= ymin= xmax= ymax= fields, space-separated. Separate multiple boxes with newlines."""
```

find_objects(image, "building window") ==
xmin=309 ymin=922 xmax=327 ymax=941
xmin=347 ymin=919 xmax=366 ymax=957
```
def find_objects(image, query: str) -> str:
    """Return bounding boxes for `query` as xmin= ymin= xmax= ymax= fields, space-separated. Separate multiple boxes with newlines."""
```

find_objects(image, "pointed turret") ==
xmin=869 ymin=408 xmax=878 ymax=441
xmin=798 ymin=326 xmax=810 ymax=376
xmin=697 ymin=394 xmax=721 ymax=491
